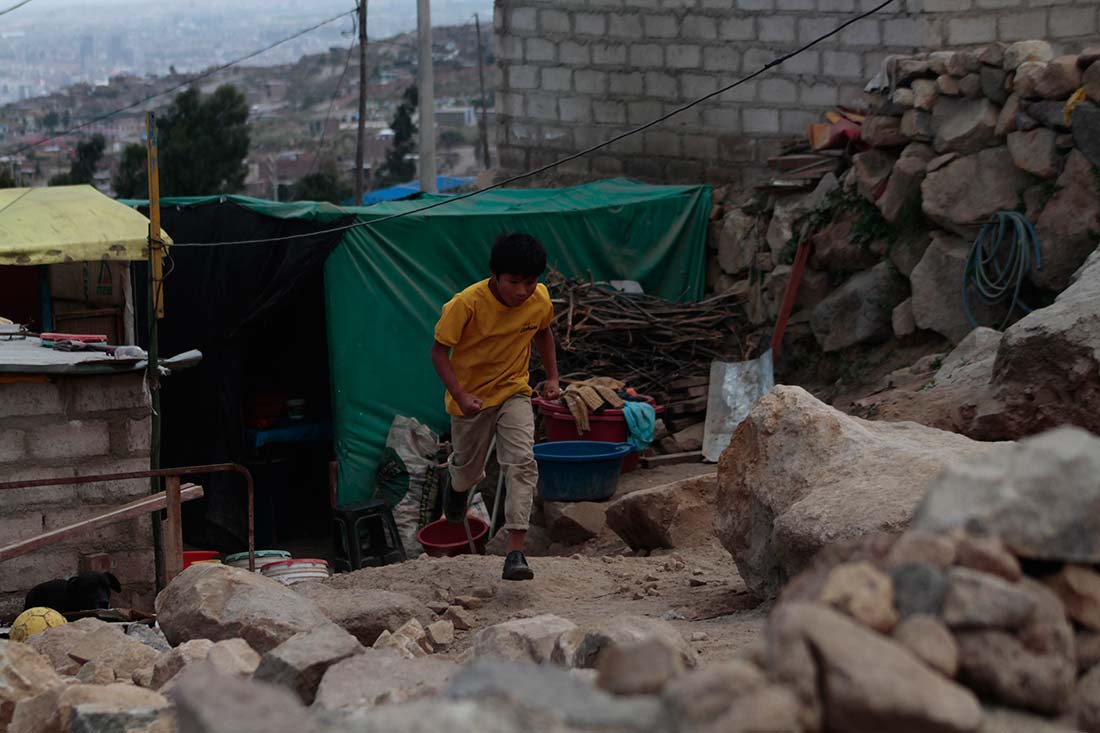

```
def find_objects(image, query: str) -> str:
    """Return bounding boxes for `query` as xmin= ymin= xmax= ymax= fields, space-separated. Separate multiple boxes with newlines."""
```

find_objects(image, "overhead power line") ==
xmin=0 ymin=0 xmax=34 ymax=18
xmin=307 ymin=23 xmax=359 ymax=177
xmin=170 ymin=0 xmax=897 ymax=248
xmin=4 ymin=6 xmax=357 ymax=157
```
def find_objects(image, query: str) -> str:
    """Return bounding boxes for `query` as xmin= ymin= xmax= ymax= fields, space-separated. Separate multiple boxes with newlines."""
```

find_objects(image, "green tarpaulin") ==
xmin=324 ymin=179 xmax=710 ymax=503
xmin=126 ymin=178 xmax=711 ymax=505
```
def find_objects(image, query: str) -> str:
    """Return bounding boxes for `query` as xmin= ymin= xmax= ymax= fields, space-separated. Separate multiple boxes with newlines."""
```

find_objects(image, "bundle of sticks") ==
xmin=542 ymin=272 xmax=751 ymax=400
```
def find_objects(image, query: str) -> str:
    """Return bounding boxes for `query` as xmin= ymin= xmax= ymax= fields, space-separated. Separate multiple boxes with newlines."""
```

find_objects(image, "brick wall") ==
xmin=493 ymin=0 xmax=1100 ymax=187
xmin=0 ymin=374 xmax=155 ymax=619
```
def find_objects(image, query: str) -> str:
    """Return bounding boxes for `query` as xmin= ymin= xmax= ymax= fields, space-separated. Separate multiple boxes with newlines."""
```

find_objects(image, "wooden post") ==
xmin=162 ymin=476 xmax=184 ymax=583
xmin=354 ymin=0 xmax=368 ymax=204
xmin=145 ymin=111 xmax=165 ymax=591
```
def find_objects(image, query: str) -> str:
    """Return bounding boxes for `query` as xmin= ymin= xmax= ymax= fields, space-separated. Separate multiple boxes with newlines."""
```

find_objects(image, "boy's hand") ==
xmin=456 ymin=391 xmax=484 ymax=416
xmin=542 ymin=380 xmax=561 ymax=401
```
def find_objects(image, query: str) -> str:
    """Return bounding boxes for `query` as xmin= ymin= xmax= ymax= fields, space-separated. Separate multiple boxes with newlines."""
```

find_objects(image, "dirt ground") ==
xmin=321 ymin=462 xmax=768 ymax=664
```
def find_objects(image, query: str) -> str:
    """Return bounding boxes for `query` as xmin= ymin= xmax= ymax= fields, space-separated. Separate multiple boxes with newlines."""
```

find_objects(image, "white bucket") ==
xmin=223 ymin=550 xmax=291 ymax=573
xmin=261 ymin=558 xmax=330 ymax=586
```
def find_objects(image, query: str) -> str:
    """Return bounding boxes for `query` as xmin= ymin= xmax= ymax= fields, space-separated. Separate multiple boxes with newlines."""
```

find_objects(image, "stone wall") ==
xmin=0 ymin=374 xmax=155 ymax=619
xmin=493 ymin=0 xmax=1100 ymax=187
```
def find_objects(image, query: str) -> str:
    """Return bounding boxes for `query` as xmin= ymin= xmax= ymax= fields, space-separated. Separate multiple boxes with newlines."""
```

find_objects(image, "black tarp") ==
xmin=132 ymin=200 xmax=351 ymax=549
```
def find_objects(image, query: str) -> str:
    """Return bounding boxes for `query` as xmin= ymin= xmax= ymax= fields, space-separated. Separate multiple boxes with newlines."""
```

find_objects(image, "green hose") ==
xmin=963 ymin=211 xmax=1042 ymax=330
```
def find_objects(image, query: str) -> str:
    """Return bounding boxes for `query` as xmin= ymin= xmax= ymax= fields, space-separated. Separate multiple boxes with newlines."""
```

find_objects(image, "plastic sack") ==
xmin=377 ymin=416 xmax=443 ymax=556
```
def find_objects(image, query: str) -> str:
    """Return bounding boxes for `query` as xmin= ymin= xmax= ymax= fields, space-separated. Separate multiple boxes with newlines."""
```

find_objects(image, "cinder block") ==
xmin=594 ymin=100 xmax=628 ymax=124
xmin=704 ymin=46 xmax=741 ymax=72
xmin=682 ymin=134 xmax=719 ymax=159
xmin=718 ymin=133 xmax=754 ymax=162
xmin=782 ymin=49 xmax=820 ymax=74
xmin=662 ymin=0 xmax=696 ymax=8
xmin=976 ymin=0 xmax=1022 ymax=7
xmin=800 ymin=82 xmax=839 ymax=106
xmin=841 ymin=18 xmax=880 ymax=46
xmin=700 ymin=0 xmax=736 ymax=7
xmin=645 ymin=71 xmax=679 ymax=99
xmin=72 ymin=457 xmax=158 ymax=504
xmin=667 ymin=160 xmax=705 ymax=181
xmin=0 ymin=548 xmax=80 ymax=593
xmin=681 ymin=14 xmax=719 ymax=40
xmin=823 ymin=50 xmax=864 ymax=79
xmin=625 ymin=0 xmax=659 ymax=7
xmin=760 ymin=78 xmax=798 ymax=103
xmin=920 ymin=17 xmax=944 ymax=47
xmin=735 ymin=0 xmax=773 ymax=8
xmin=997 ymin=11 xmax=1048 ymax=41
xmin=628 ymin=100 xmax=665 ymax=125
xmin=559 ymin=41 xmax=591 ymax=66
xmin=743 ymin=108 xmax=781 ymax=134
xmin=720 ymin=17 xmax=756 ymax=40
xmin=509 ymin=66 xmax=539 ymax=90
xmin=498 ymin=93 xmax=524 ymax=117
xmin=593 ymin=43 xmax=628 ymax=66
xmin=644 ymin=130 xmax=681 ymax=157
xmin=816 ymin=0 xmax=855 ymax=10
xmin=0 ymin=513 xmax=44 ymax=543
xmin=591 ymin=0 xmax=624 ymax=7
xmin=526 ymin=38 xmax=556 ymax=62
xmin=922 ymin=0 xmax=971 ymax=8
xmin=543 ymin=67 xmax=573 ymax=91
xmin=498 ymin=146 xmax=528 ymax=171
xmin=716 ymin=78 xmax=757 ymax=102
xmin=559 ymin=96 xmax=592 ymax=123
xmin=508 ymin=123 xmax=538 ymax=143
xmin=781 ymin=109 xmax=820 ymax=135
xmin=593 ymin=156 xmax=626 ymax=175
xmin=627 ymin=158 xmax=664 ymax=181
xmin=109 ymin=548 xmax=157 ymax=586
xmin=576 ymin=70 xmax=608 ymax=94
xmin=743 ymin=47 xmax=777 ymax=70
xmin=527 ymin=94 xmax=558 ymax=120
xmin=798 ymin=16 xmax=838 ymax=43
xmin=777 ymin=0 xmax=814 ymax=9
xmin=947 ymin=16 xmax=996 ymax=44
xmin=509 ymin=6 xmax=537 ymax=31
xmin=643 ymin=14 xmax=679 ymax=38
xmin=704 ymin=106 xmax=741 ymax=130
xmin=575 ymin=12 xmax=608 ymax=35
xmin=498 ymin=36 xmax=523 ymax=62
xmin=667 ymin=44 xmax=702 ymax=69
xmin=681 ymin=73 xmax=719 ymax=98
xmin=540 ymin=9 xmax=571 ymax=32
xmin=123 ymin=415 xmax=151 ymax=455
xmin=610 ymin=71 xmax=646 ymax=96
xmin=663 ymin=103 xmax=702 ymax=129
xmin=629 ymin=43 xmax=665 ymax=67
xmin=29 ymin=419 xmax=109 ymax=461
xmin=1050 ymin=6 xmax=1096 ymax=37
xmin=759 ymin=15 xmax=796 ymax=42
xmin=0 ymin=382 xmax=63 ymax=420
xmin=882 ymin=17 xmax=921 ymax=46
xmin=44 ymin=509 xmax=150 ymax=551
xmin=609 ymin=14 xmax=644 ymax=37
xmin=0 ymin=429 xmax=25 ymax=464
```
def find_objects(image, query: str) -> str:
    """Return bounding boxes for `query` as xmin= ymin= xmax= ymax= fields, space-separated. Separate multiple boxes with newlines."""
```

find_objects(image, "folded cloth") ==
xmin=622 ymin=401 xmax=656 ymax=452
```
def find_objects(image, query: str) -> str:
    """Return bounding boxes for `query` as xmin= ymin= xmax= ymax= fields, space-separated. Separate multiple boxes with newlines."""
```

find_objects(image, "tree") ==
xmin=376 ymin=85 xmax=418 ymax=187
xmin=113 ymin=85 xmax=250 ymax=198
xmin=49 ymin=134 xmax=105 ymax=186
xmin=292 ymin=159 xmax=351 ymax=204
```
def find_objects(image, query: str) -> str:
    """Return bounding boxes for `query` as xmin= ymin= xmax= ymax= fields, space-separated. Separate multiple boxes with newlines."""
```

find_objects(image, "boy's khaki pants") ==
xmin=448 ymin=394 xmax=537 ymax=532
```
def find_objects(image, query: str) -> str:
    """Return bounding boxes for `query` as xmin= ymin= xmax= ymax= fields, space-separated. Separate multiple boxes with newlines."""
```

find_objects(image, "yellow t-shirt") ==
xmin=434 ymin=279 xmax=554 ymax=417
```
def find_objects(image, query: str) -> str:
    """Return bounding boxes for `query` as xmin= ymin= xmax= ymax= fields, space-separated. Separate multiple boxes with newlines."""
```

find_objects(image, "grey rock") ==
xmin=1007 ymin=128 xmax=1060 ymax=178
xmin=810 ymin=262 xmax=908 ymax=352
xmin=543 ymin=502 xmax=607 ymax=545
xmin=605 ymin=474 xmax=717 ymax=552
xmin=892 ymin=298 xmax=916 ymax=339
xmin=446 ymin=659 xmax=668 ymax=731
xmin=313 ymin=649 xmax=458 ymax=711
xmin=941 ymin=567 xmax=1037 ymax=629
xmin=996 ymin=93 xmax=1021 ymax=136
xmin=1073 ymin=101 xmax=1100 ymax=168
xmin=946 ymin=51 xmax=981 ymax=77
xmin=317 ymin=700 xmax=523 ymax=733
xmin=253 ymin=623 xmax=365 ymax=705
xmin=878 ymin=154 xmax=927 ymax=224
xmin=980 ymin=65 xmax=1008 ymax=104
xmin=915 ymin=427 xmax=1100 ymax=563
xmin=1003 ymin=40 xmax=1054 ymax=71
xmin=1086 ymin=61 xmax=1100 ymax=103
xmin=889 ymin=231 xmax=933 ymax=278
xmin=1078 ymin=665 xmax=1100 ymax=732
xmin=892 ymin=614 xmax=958 ymax=677
xmin=661 ymin=659 xmax=766 ymax=726
xmin=168 ymin=663 xmax=319 ymax=733
xmin=596 ymin=638 xmax=685 ymax=696
xmin=911 ymin=233 xmax=1006 ymax=343
xmin=979 ymin=43 xmax=1006 ymax=68
xmin=901 ymin=109 xmax=933 ymax=141
xmin=1027 ymin=100 xmax=1071 ymax=131
xmin=553 ymin=614 xmax=697 ymax=671
xmin=981 ymin=707 xmax=1080 ymax=733
xmin=293 ymin=583 xmax=431 ymax=646
xmin=932 ymin=98 xmax=999 ymax=155
xmin=125 ymin=624 xmax=171 ymax=653
xmin=912 ymin=79 xmax=938 ymax=112
xmin=897 ymin=58 xmax=934 ymax=84
xmin=937 ymin=74 xmax=961 ymax=96
xmin=474 ymin=615 xmax=576 ymax=665
xmin=921 ymin=147 xmax=1028 ymax=236
xmin=717 ymin=208 xmax=760 ymax=276
xmin=1014 ymin=61 xmax=1047 ymax=98
xmin=890 ymin=562 xmax=948 ymax=619
xmin=764 ymin=175 xmax=837 ymax=263
xmin=860 ymin=115 xmax=908 ymax=147
xmin=1033 ymin=149 xmax=1100 ymax=291
xmin=958 ymin=73 xmax=983 ymax=99
xmin=1036 ymin=56 xmax=1082 ymax=99
xmin=807 ymin=211 xmax=877 ymax=273
xmin=67 ymin=704 xmax=174 ymax=733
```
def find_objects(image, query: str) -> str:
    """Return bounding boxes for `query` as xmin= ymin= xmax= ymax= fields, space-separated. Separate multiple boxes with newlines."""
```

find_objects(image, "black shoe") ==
xmin=502 ymin=551 xmax=534 ymax=581
xmin=443 ymin=481 xmax=469 ymax=523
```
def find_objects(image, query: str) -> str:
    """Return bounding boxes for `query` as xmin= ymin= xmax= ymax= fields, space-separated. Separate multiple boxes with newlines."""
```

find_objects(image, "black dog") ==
xmin=24 ymin=572 xmax=121 ymax=613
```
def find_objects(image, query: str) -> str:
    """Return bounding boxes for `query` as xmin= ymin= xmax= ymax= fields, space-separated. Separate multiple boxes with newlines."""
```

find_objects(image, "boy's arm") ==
xmin=533 ymin=327 xmax=561 ymax=400
xmin=431 ymin=341 xmax=483 ymax=415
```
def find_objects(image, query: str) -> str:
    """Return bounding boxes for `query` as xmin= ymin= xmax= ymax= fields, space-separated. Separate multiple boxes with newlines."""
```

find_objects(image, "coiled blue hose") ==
xmin=963 ymin=211 xmax=1043 ymax=330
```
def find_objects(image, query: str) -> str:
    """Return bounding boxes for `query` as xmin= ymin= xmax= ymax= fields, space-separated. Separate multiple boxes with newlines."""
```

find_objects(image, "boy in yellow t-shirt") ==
xmin=431 ymin=233 xmax=560 ymax=581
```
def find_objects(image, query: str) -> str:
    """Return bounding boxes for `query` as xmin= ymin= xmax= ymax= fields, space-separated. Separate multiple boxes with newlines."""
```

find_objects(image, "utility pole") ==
xmin=144 ymin=111 xmax=165 ymax=591
xmin=474 ymin=13 xmax=491 ymax=170
xmin=354 ymin=0 xmax=368 ymax=205
xmin=417 ymin=0 xmax=436 ymax=192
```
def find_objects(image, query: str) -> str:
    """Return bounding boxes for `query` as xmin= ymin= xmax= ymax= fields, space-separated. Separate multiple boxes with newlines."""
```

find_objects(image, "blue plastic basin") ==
xmin=534 ymin=441 xmax=632 ymax=502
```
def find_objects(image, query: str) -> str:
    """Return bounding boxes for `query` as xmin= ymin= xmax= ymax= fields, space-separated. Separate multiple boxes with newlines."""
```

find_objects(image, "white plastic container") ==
xmin=261 ymin=558 xmax=330 ymax=586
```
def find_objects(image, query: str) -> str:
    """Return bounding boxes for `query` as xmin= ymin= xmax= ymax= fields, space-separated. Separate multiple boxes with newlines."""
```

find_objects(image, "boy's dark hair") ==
xmin=490 ymin=233 xmax=547 ymax=278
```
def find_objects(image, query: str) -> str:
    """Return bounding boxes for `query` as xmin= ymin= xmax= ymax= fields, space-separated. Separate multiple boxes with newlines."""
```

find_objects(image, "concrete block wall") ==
xmin=0 ymin=373 xmax=154 ymax=619
xmin=493 ymin=0 xmax=1100 ymax=186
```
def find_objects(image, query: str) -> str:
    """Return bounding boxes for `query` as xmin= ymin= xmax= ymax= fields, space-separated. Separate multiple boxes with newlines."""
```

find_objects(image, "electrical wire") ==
xmin=307 ymin=16 xmax=359 ymax=178
xmin=4 ymin=6 xmax=357 ymax=157
xmin=169 ymin=0 xmax=898 ymax=248
xmin=0 ymin=0 xmax=34 ymax=18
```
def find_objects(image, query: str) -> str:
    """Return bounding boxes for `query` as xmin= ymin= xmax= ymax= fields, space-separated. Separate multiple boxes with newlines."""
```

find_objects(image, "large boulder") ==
xmin=167 ymin=663 xmax=319 ymax=733
xmin=717 ymin=208 xmax=760 ymax=276
xmin=914 ymin=427 xmax=1100 ymax=565
xmin=765 ymin=175 xmax=838 ymax=261
xmin=979 ymin=245 xmax=1100 ymax=438
xmin=910 ymin=233 xmax=1007 ymax=343
xmin=552 ymin=614 xmax=697 ymax=670
xmin=148 ymin=638 xmax=260 ymax=690
xmin=66 ymin=625 xmax=160 ymax=683
xmin=604 ymin=474 xmax=717 ymax=551
xmin=810 ymin=262 xmax=908 ymax=352
xmin=314 ymin=649 xmax=458 ymax=711
xmin=716 ymin=385 xmax=1005 ymax=599
xmin=473 ymin=615 xmax=577 ymax=665
xmin=0 ymin=641 xmax=64 ymax=732
xmin=155 ymin=563 xmax=331 ymax=654
xmin=27 ymin=618 xmax=112 ymax=676
xmin=1006 ymin=128 xmax=1060 ymax=179
xmin=877 ymin=154 xmax=928 ymax=224
xmin=10 ymin=683 xmax=170 ymax=733
xmin=1032 ymin=150 xmax=1100 ymax=292
xmin=921 ymin=147 xmax=1029 ymax=236
xmin=1074 ymin=101 xmax=1100 ymax=169
xmin=808 ymin=211 xmax=878 ymax=273
xmin=292 ymin=583 xmax=431 ymax=646
xmin=253 ymin=624 xmax=365 ymax=705
xmin=932 ymin=98 xmax=999 ymax=154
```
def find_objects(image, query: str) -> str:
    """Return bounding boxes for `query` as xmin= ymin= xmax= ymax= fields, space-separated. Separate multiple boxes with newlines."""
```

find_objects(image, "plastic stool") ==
xmin=332 ymin=499 xmax=406 ymax=572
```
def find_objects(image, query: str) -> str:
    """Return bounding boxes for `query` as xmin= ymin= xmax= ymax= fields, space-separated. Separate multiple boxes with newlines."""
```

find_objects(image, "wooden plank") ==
xmin=163 ymin=476 xmax=184 ymax=584
xmin=641 ymin=451 xmax=704 ymax=468
xmin=0 ymin=484 xmax=203 ymax=563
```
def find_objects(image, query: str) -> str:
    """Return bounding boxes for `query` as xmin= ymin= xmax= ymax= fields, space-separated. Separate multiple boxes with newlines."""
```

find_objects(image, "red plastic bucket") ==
xmin=417 ymin=517 xmax=489 ymax=557
xmin=534 ymin=398 xmax=662 ymax=473
xmin=182 ymin=550 xmax=219 ymax=569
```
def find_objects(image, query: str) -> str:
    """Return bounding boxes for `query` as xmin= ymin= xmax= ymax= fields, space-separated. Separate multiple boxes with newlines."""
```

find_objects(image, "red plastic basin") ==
xmin=534 ymin=397 xmax=662 ymax=473
xmin=417 ymin=517 xmax=489 ymax=557
xmin=182 ymin=550 xmax=219 ymax=569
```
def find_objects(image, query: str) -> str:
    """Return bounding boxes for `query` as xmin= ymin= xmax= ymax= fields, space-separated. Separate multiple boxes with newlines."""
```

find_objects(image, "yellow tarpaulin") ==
xmin=0 ymin=185 xmax=171 ymax=265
